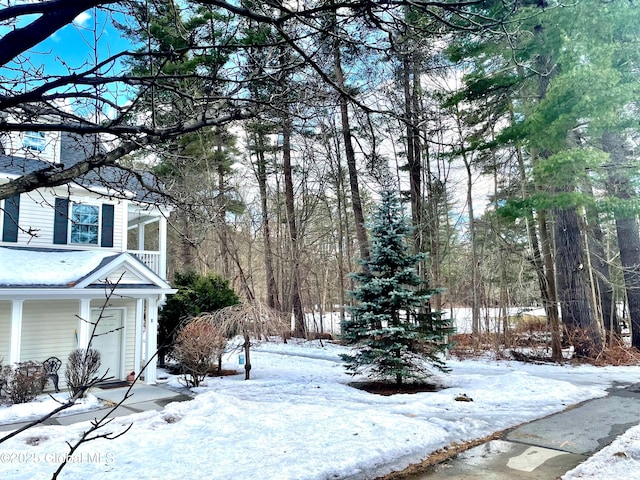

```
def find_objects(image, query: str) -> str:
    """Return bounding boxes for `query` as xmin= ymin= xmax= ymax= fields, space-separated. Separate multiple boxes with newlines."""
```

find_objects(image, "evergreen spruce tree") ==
xmin=341 ymin=190 xmax=454 ymax=386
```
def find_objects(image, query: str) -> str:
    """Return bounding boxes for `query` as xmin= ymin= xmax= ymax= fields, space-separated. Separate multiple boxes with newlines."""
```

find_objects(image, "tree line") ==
xmin=2 ymin=0 xmax=640 ymax=357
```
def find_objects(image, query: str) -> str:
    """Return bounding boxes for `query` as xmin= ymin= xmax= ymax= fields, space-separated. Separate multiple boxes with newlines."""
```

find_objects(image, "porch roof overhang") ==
xmin=0 ymin=246 xmax=176 ymax=300
xmin=0 ymin=286 xmax=177 ymax=300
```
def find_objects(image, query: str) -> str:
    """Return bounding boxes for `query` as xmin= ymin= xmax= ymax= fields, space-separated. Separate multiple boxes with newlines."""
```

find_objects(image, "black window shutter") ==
xmin=53 ymin=198 xmax=69 ymax=244
xmin=101 ymin=204 xmax=114 ymax=247
xmin=2 ymin=194 xmax=20 ymax=242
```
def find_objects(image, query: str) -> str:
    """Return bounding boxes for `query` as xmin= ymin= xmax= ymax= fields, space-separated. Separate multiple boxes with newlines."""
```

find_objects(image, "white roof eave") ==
xmin=75 ymin=252 xmax=171 ymax=289
xmin=0 ymin=287 xmax=177 ymax=300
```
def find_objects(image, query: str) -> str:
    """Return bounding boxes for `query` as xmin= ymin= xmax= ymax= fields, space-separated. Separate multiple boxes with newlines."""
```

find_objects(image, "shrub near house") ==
xmin=159 ymin=272 xmax=239 ymax=366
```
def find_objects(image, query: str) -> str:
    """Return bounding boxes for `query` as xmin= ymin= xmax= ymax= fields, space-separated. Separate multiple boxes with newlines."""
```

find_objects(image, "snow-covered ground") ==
xmin=0 ymin=393 xmax=101 ymax=425
xmin=563 ymin=422 xmax=640 ymax=479
xmin=303 ymin=306 xmax=550 ymax=335
xmin=1 ymin=340 xmax=639 ymax=480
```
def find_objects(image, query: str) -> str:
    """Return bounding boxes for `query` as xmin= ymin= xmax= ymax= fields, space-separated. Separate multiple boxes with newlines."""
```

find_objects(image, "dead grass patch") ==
xmin=377 ymin=431 xmax=504 ymax=479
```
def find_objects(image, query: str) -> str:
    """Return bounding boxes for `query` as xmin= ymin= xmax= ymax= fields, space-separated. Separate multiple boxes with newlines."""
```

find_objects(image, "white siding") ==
xmin=0 ymin=130 xmax=61 ymax=164
xmin=16 ymin=189 xmax=58 ymax=246
xmin=3 ymin=188 xmax=125 ymax=250
xmin=0 ymin=301 xmax=10 ymax=362
xmin=20 ymin=300 xmax=78 ymax=362
xmin=15 ymin=299 xmax=137 ymax=385
xmin=100 ymin=266 xmax=148 ymax=285
xmin=20 ymin=300 xmax=79 ymax=389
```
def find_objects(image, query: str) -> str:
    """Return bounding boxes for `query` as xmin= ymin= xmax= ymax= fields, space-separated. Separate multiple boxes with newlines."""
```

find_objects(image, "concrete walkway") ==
xmin=408 ymin=382 xmax=640 ymax=479
xmin=0 ymin=383 xmax=193 ymax=432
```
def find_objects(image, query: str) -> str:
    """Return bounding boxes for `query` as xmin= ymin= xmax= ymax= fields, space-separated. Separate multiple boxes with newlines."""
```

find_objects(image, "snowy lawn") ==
xmin=0 ymin=393 xmax=102 ymax=425
xmin=1 ymin=340 xmax=640 ymax=480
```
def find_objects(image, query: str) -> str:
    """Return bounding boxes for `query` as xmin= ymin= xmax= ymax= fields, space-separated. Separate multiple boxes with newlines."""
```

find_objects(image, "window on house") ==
xmin=70 ymin=204 xmax=99 ymax=244
xmin=22 ymin=131 xmax=46 ymax=152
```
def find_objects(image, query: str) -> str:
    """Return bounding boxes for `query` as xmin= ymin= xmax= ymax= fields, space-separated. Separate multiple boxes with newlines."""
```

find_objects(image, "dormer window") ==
xmin=70 ymin=204 xmax=99 ymax=244
xmin=23 ymin=131 xmax=46 ymax=152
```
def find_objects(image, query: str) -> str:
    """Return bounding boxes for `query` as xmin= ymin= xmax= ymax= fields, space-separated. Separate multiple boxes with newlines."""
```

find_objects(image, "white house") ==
xmin=0 ymin=128 xmax=176 ymax=386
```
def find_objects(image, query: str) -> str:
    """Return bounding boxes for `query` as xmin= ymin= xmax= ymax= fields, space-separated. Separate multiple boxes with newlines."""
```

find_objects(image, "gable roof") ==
xmin=0 ymin=132 xmax=168 ymax=204
xmin=0 ymin=246 xmax=174 ymax=295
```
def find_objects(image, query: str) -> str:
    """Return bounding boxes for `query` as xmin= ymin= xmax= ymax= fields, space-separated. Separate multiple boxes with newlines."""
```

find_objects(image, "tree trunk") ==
xmin=536 ymin=209 xmax=562 ymax=358
xmin=424 ymin=142 xmax=444 ymax=312
xmin=603 ymin=131 xmax=640 ymax=348
xmin=585 ymin=196 xmax=620 ymax=341
xmin=332 ymin=153 xmax=348 ymax=327
xmin=455 ymin=107 xmax=481 ymax=339
xmin=528 ymin=28 xmax=565 ymax=360
xmin=216 ymin=133 xmax=231 ymax=279
xmin=402 ymin=53 xmax=422 ymax=252
xmin=282 ymin=116 xmax=306 ymax=337
xmin=254 ymin=131 xmax=281 ymax=311
xmin=554 ymin=206 xmax=603 ymax=356
xmin=333 ymin=32 xmax=369 ymax=264
xmin=517 ymin=145 xmax=562 ymax=360
xmin=179 ymin=215 xmax=196 ymax=272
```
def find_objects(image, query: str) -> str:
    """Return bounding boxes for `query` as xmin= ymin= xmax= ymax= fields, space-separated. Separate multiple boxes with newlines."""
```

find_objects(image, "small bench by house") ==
xmin=42 ymin=357 xmax=61 ymax=393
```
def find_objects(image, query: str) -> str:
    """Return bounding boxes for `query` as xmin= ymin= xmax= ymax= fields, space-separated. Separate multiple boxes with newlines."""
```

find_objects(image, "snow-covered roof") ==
xmin=0 ymin=247 xmax=174 ymax=294
xmin=0 ymin=247 xmax=116 ymax=287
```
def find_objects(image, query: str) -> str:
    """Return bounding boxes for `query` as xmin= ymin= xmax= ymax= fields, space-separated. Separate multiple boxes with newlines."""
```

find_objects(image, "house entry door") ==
xmin=91 ymin=308 xmax=123 ymax=381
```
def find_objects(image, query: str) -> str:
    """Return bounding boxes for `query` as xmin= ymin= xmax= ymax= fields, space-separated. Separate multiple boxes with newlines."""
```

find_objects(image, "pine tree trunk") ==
xmin=455 ymin=107 xmax=481 ymax=340
xmin=554 ymin=206 xmax=602 ymax=356
xmin=529 ymin=28 xmax=566 ymax=359
xmin=402 ymin=53 xmax=422 ymax=252
xmin=255 ymin=133 xmax=281 ymax=311
xmin=179 ymin=215 xmax=196 ymax=272
xmin=603 ymin=131 xmax=640 ymax=348
xmin=518 ymin=145 xmax=562 ymax=360
xmin=585 ymin=196 xmax=620 ymax=341
xmin=275 ymin=0 xmax=305 ymax=337
xmin=537 ymin=209 xmax=563 ymax=359
xmin=425 ymin=144 xmax=443 ymax=312
xmin=333 ymin=32 xmax=369 ymax=264
xmin=216 ymin=135 xmax=231 ymax=279
xmin=282 ymin=116 xmax=306 ymax=337
xmin=333 ymin=159 xmax=348 ymax=326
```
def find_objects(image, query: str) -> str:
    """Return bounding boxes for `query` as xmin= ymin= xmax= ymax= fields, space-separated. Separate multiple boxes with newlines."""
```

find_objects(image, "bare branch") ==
xmin=0 ymin=1 xmax=119 ymax=66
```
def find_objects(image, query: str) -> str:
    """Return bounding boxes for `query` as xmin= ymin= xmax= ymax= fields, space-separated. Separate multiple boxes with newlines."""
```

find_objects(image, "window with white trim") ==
xmin=22 ymin=131 xmax=46 ymax=152
xmin=70 ymin=204 xmax=100 ymax=244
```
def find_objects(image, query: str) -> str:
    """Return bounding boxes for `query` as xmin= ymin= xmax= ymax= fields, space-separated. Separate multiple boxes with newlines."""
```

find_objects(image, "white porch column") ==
xmin=134 ymin=298 xmax=143 ymax=378
xmin=122 ymin=201 xmax=129 ymax=251
xmin=144 ymin=296 xmax=158 ymax=384
xmin=158 ymin=215 xmax=167 ymax=280
xmin=9 ymin=299 xmax=24 ymax=364
xmin=138 ymin=222 xmax=145 ymax=251
xmin=77 ymin=298 xmax=91 ymax=348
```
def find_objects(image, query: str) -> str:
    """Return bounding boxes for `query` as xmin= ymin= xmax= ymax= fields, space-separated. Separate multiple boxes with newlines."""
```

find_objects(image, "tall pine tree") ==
xmin=341 ymin=190 xmax=453 ymax=386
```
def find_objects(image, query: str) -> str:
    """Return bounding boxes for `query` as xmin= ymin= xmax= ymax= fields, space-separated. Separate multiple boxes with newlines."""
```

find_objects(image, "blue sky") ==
xmin=31 ymin=9 xmax=134 ymax=77
xmin=0 ymin=7 xmax=139 ymax=115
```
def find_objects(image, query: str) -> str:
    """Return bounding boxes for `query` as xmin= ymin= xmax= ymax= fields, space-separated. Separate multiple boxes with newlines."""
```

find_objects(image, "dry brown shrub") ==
xmin=307 ymin=332 xmax=334 ymax=341
xmin=451 ymin=333 xmax=473 ymax=347
xmin=448 ymin=334 xmax=487 ymax=360
xmin=1 ymin=362 xmax=47 ymax=404
xmin=512 ymin=315 xmax=547 ymax=334
xmin=173 ymin=321 xmax=227 ymax=387
xmin=197 ymin=301 xmax=289 ymax=380
xmin=65 ymin=348 xmax=101 ymax=397
xmin=594 ymin=340 xmax=640 ymax=366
